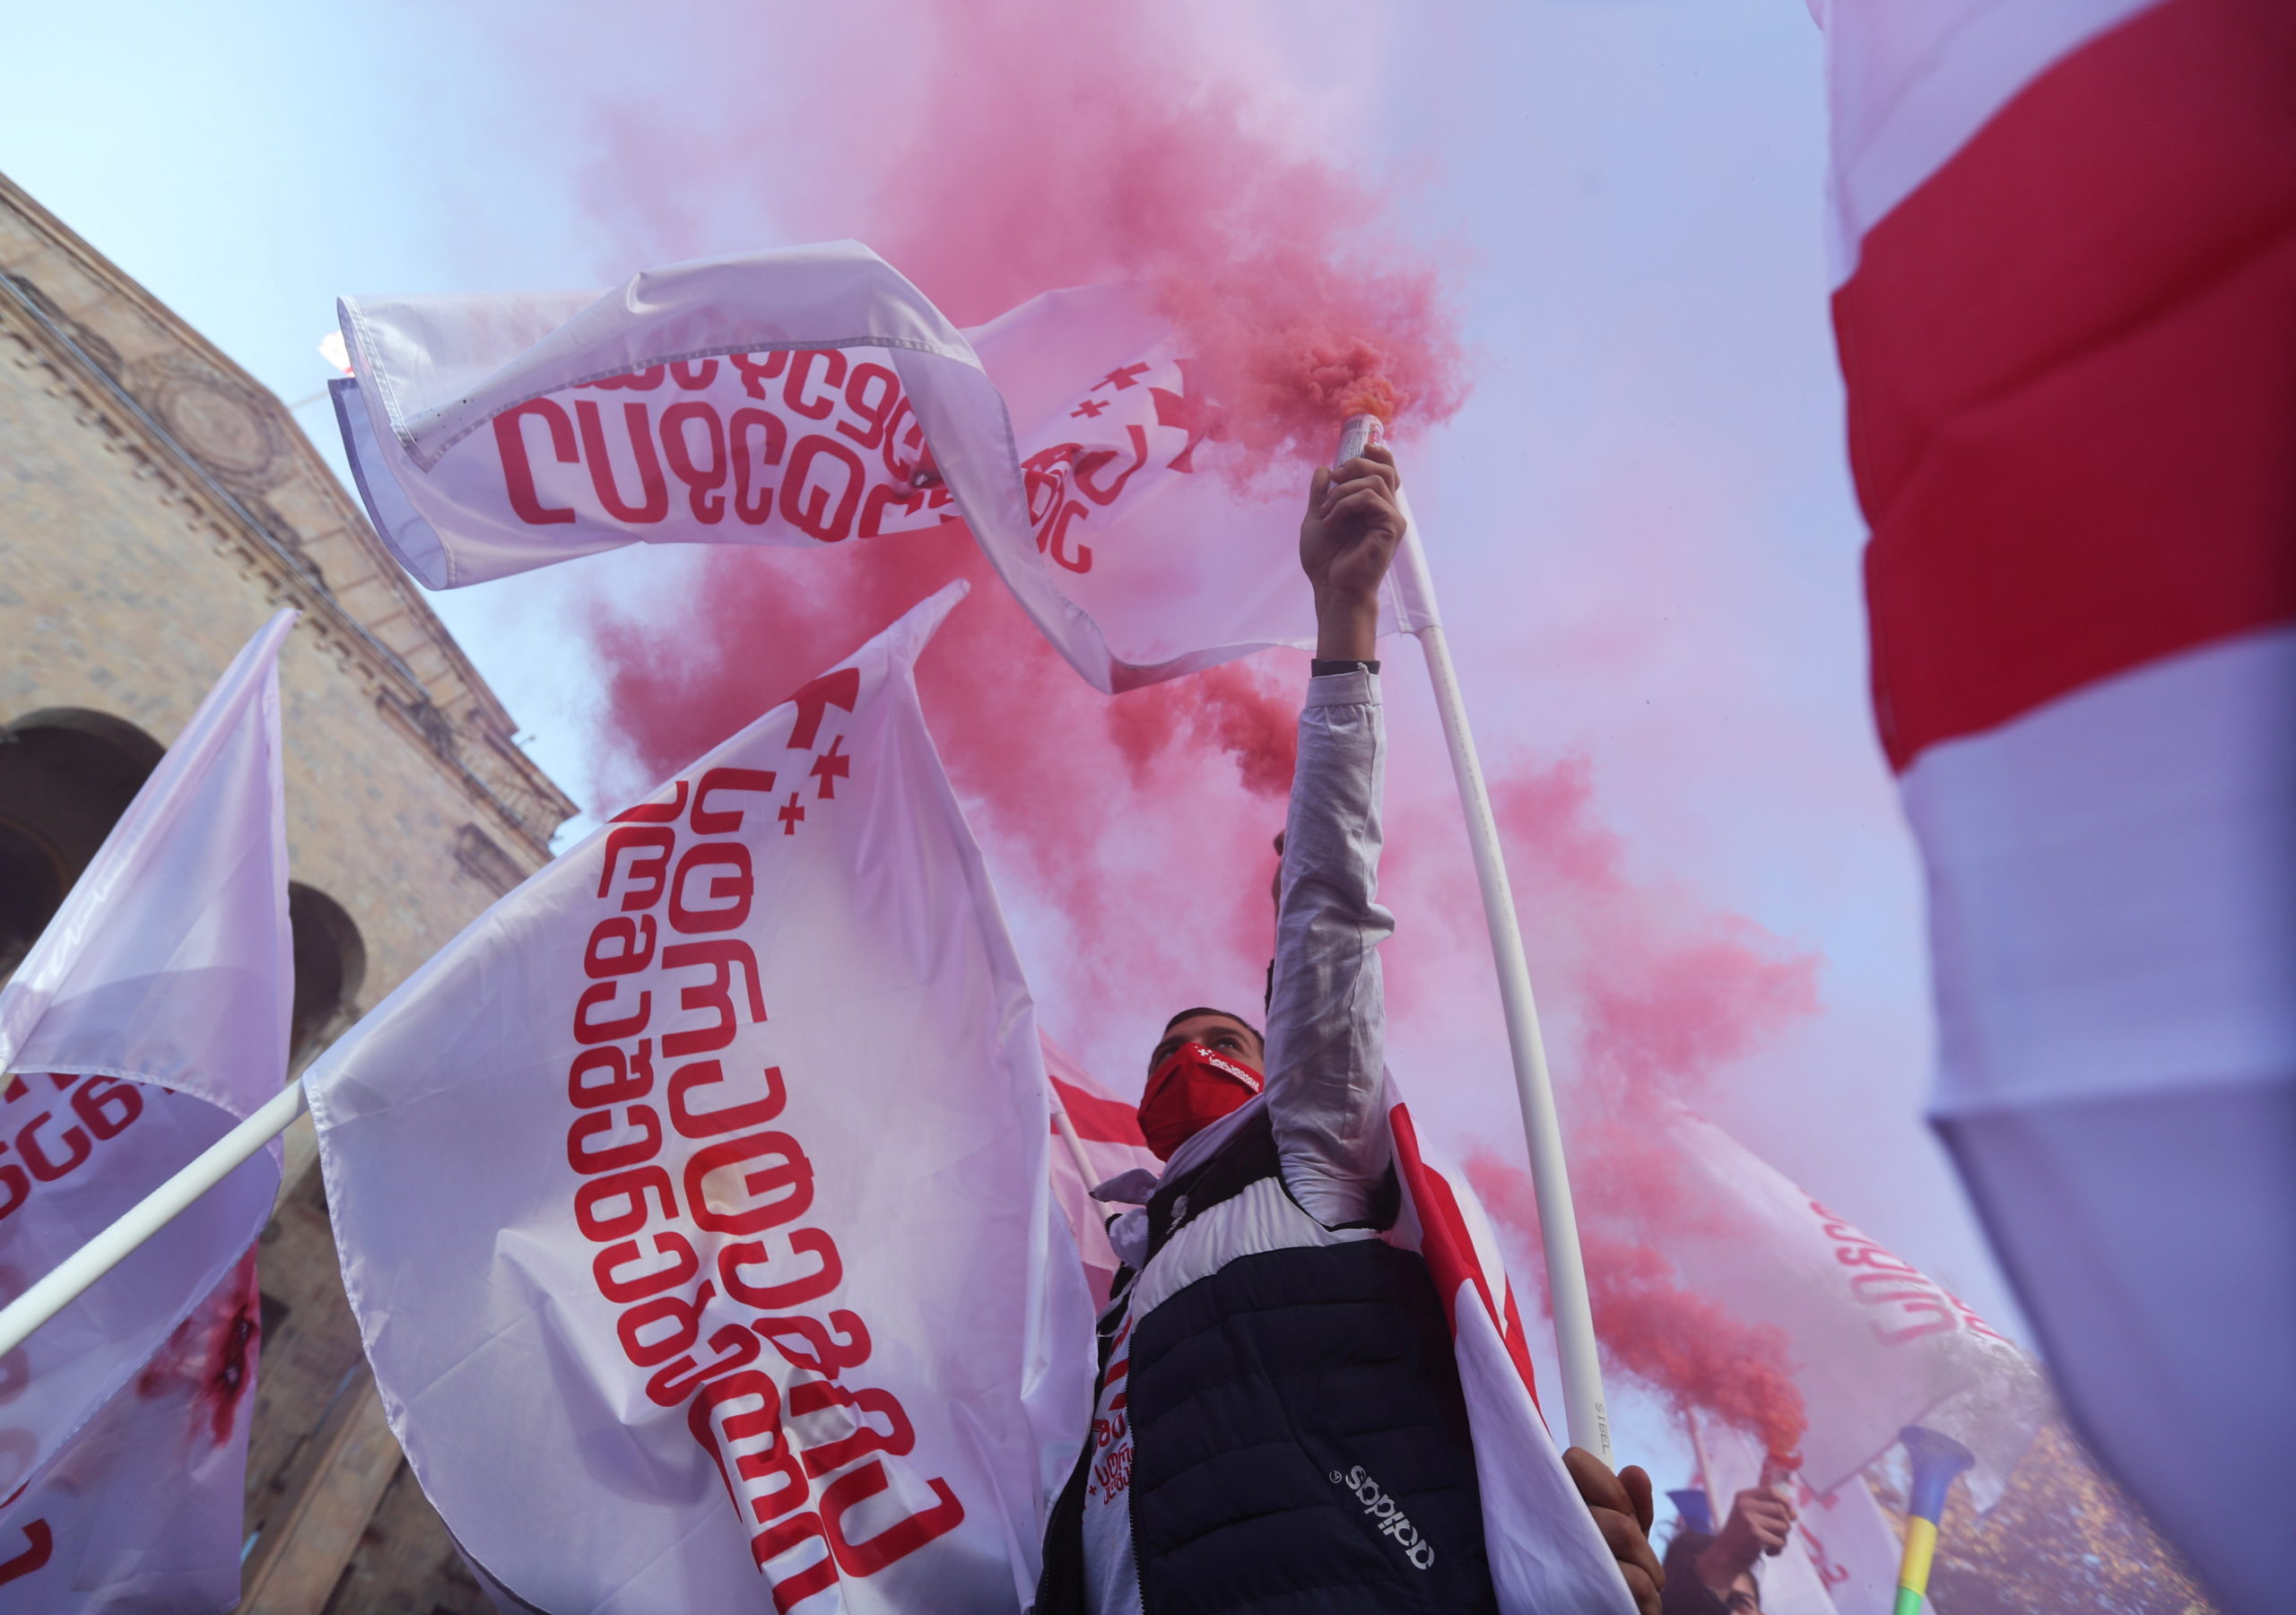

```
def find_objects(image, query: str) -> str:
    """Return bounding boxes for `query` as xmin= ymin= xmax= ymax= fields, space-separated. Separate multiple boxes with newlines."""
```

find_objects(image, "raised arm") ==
xmin=1265 ymin=444 xmax=1407 ymax=1228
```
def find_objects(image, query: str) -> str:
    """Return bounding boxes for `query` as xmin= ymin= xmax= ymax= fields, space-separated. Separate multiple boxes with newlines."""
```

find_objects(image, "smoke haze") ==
xmin=518 ymin=0 xmax=1887 ymax=1463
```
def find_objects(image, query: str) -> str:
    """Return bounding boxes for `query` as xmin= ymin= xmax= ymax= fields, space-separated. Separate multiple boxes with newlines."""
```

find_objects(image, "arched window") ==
xmin=285 ymin=881 xmax=362 ymax=1073
xmin=0 ymin=708 xmax=163 ymax=982
xmin=0 ymin=709 xmax=367 ymax=1065
xmin=287 ymin=884 xmax=365 ymax=1069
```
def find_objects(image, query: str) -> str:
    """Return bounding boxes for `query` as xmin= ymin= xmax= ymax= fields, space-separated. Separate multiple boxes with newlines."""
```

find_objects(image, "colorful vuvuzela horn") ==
xmin=1894 ymin=1425 xmax=1976 ymax=1615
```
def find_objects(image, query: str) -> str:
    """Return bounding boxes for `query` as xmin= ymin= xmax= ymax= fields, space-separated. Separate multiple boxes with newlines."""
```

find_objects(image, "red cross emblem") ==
xmin=1150 ymin=359 xmax=1226 ymax=473
xmin=810 ymin=735 xmax=850 ymax=800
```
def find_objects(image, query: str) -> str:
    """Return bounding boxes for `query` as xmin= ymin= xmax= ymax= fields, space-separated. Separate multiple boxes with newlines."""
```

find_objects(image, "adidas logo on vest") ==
xmin=1329 ymin=1464 xmax=1436 ymax=1570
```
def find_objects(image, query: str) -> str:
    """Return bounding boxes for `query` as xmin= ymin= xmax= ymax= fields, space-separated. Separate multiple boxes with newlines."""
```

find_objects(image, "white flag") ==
xmin=1660 ymin=1112 xmax=2046 ymax=1506
xmin=0 ymin=1255 xmax=263 ymax=1611
xmin=332 ymin=246 xmax=1422 ymax=692
xmin=305 ymin=584 xmax=1092 ymax=1613
xmin=961 ymin=281 xmax=1432 ymax=685
xmin=0 ymin=611 xmax=296 ymax=1611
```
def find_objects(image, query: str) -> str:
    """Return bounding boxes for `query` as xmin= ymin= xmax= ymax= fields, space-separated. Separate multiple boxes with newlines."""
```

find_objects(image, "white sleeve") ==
xmin=1265 ymin=669 xmax=1393 ymax=1228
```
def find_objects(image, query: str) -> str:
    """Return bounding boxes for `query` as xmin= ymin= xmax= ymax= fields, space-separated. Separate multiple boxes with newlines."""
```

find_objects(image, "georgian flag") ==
xmin=303 ymin=586 xmax=1093 ymax=1613
xmin=0 ymin=612 xmax=296 ymax=1611
xmin=1817 ymin=3 xmax=2294 ymax=1610
xmin=330 ymin=246 xmax=1428 ymax=693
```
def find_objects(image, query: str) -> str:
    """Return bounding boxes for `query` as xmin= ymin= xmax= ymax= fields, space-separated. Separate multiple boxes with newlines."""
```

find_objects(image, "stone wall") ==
xmin=0 ymin=169 xmax=576 ymax=1611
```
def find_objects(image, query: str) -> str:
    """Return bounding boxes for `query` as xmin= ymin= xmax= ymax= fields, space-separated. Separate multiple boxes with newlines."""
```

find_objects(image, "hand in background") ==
xmin=1696 ymin=1485 xmax=1796 ymax=1593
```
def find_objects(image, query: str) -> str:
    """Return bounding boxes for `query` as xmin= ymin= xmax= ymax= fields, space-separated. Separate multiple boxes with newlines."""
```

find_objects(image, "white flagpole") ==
xmin=0 ymin=1078 xmax=308 ymax=1359
xmin=1390 ymin=483 xmax=1613 ymax=1464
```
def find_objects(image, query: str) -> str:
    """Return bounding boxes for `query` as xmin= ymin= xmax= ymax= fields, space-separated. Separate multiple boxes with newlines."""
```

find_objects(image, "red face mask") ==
xmin=1136 ymin=1042 xmax=1265 ymax=1161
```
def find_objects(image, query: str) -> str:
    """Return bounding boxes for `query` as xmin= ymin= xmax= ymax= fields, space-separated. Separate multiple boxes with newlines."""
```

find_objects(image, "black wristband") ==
xmin=1309 ymin=658 xmax=1380 ymax=680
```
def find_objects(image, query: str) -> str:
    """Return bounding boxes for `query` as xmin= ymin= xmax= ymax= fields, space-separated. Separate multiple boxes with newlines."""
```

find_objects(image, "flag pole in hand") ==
xmin=1336 ymin=415 xmax=1613 ymax=1464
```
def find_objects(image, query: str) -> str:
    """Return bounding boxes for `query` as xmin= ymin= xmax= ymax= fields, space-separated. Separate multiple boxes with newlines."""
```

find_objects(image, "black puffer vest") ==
xmin=1035 ymin=1108 xmax=1497 ymax=1614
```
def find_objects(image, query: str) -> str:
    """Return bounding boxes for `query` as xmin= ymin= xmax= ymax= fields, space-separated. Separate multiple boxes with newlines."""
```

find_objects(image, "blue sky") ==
xmin=0 ymin=0 xmax=2027 ymax=1496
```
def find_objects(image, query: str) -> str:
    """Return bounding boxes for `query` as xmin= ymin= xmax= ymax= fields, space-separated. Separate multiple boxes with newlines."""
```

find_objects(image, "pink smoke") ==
xmin=1469 ymin=1158 xmax=1810 ymax=1461
xmin=840 ymin=1 xmax=1466 ymax=465
xmin=566 ymin=1 xmax=1464 ymax=471
xmin=1432 ymin=755 xmax=1819 ymax=1458
xmin=587 ymin=525 xmax=1300 ymax=1045
xmin=550 ymin=0 xmax=1828 ymax=1457
xmin=561 ymin=0 xmax=1449 ymax=1055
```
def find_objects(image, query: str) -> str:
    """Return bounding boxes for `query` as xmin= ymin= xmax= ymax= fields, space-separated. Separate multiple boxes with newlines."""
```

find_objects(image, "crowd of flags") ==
xmin=0 ymin=0 xmax=2280 ymax=1608
xmin=0 ymin=597 xmax=2046 ymax=1615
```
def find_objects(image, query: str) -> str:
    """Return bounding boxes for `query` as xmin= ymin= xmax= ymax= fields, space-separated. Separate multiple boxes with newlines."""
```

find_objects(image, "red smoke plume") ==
xmin=1468 ymin=1157 xmax=1810 ymax=1461
xmin=586 ymin=529 xmax=1302 ymax=1057
xmin=562 ymin=0 xmax=1452 ymax=1060
xmin=552 ymin=0 xmax=1822 ymax=1458
xmin=1443 ymin=756 xmax=1818 ymax=1457
xmin=565 ymin=1 xmax=1464 ymax=470
xmin=831 ymin=1 xmax=1466 ymax=463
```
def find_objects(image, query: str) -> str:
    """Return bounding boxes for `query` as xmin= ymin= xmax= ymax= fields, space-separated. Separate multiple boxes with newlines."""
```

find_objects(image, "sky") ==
xmin=0 ymin=0 xmax=2027 ymax=1497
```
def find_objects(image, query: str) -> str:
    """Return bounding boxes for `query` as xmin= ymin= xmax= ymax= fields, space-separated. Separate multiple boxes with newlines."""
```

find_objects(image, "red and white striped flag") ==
xmin=331 ymin=249 xmax=1422 ymax=692
xmin=304 ymin=586 xmax=1093 ymax=1613
xmin=1040 ymin=1034 xmax=1158 ymax=1312
xmin=1387 ymin=1105 xmax=1636 ymax=1615
xmin=0 ymin=612 xmax=295 ymax=1611
xmin=1820 ymin=3 xmax=2294 ymax=1609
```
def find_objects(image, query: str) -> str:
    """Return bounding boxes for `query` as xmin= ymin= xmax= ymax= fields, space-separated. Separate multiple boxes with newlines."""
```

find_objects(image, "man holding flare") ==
xmin=1035 ymin=441 xmax=1664 ymax=1614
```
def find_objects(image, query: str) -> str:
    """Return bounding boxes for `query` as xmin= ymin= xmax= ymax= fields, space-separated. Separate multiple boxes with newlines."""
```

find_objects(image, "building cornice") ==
xmin=0 ymin=170 xmax=576 ymax=862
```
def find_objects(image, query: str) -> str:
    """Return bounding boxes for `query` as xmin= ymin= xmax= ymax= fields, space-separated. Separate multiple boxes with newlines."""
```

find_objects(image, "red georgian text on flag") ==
xmin=308 ymin=586 xmax=1089 ymax=1615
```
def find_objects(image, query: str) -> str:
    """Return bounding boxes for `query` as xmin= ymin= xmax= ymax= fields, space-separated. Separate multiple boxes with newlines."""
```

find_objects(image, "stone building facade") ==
xmin=0 ymin=170 xmax=577 ymax=1611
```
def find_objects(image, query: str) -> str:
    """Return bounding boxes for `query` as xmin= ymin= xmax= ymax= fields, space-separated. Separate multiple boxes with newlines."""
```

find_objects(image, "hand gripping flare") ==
xmin=1332 ymin=412 xmax=1386 ymax=470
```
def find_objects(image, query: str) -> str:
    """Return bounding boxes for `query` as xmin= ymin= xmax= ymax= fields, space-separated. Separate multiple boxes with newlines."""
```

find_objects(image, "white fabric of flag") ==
xmin=331 ymin=244 xmax=1422 ymax=692
xmin=304 ymin=585 xmax=1092 ymax=1614
xmin=1659 ymin=1112 xmax=2045 ymax=1507
xmin=0 ymin=1255 xmax=264 ymax=1611
xmin=0 ymin=611 xmax=295 ymax=1611
xmin=1387 ymin=1105 xmax=1637 ymax=1615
